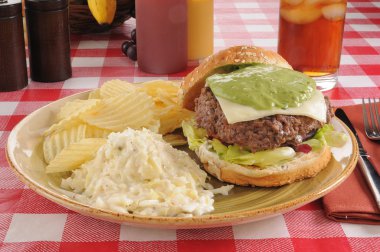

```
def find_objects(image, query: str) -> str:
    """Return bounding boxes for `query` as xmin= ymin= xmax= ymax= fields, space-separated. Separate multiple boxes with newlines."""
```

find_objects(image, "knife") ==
xmin=335 ymin=108 xmax=380 ymax=209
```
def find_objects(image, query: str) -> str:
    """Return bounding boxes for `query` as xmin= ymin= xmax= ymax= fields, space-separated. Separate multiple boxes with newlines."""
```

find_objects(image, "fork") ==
xmin=362 ymin=98 xmax=380 ymax=140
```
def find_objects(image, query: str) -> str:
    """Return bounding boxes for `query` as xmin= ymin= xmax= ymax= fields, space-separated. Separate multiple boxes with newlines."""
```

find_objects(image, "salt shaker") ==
xmin=0 ymin=0 xmax=28 ymax=92
xmin=25 ymin=0 xmax=71 ymax=82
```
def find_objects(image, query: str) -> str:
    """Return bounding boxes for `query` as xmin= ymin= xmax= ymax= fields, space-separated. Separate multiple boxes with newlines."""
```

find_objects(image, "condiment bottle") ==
xmin=187 ymin=0 xmax=214 ymax=60
xmin=0 ymin=0 xmax=28 ymax=92
xmin=25 ymin=0 xmax=71 ymax=82
xmin=136 ymin=0 xmax=187 ymax=74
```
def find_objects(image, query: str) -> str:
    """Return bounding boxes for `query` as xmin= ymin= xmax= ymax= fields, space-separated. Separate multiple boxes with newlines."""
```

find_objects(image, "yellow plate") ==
xmin=6 ymin=91 xmax=358 ymax=229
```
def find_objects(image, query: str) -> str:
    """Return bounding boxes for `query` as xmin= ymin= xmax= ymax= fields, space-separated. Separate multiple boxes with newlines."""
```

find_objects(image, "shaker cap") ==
xmin=25 ymin=0 xmax=68 ymax=11
xmin=0 ymin=0 xmax=22 ymax=18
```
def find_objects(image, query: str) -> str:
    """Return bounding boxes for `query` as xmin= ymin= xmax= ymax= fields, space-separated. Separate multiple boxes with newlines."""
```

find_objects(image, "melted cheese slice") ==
xmin=215 ymin=90 xmax=327 ymax=124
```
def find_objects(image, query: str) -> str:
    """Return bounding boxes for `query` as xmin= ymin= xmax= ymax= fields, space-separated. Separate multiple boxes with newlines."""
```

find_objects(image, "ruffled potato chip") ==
xmin=46 ymin=138 xmax=107 ymax=173
xmin=159 ymin=108 xmax=194 ymax=135
xmin=43 ymin=124 xmax=87 ymax=164
xmin=85 ymin=124 xmax=113 ymax=138
xmin=140 ymin=80 xmax=180 ymax=104
xmin=88 ymin=88 xmax=101 ymax=99
xmin=57 ymin=99 xmax=100 ymax=122
xmin=163 ymin=134 xmax=187 ymax=146
xmin=80 ymin=91 xmax=158 ymax=132
xmin=99 ymin=79 xmax=137 ymax=99
xmin=43 ymin=118 xmax=84 ymax=137
xmin=139 ymin=80 xmax=192 ymax=134
xmin=44 ymin=99 xmax=101 ymax=137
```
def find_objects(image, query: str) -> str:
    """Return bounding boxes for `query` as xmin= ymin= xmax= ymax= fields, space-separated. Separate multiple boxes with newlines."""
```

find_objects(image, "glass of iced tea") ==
xmin=277 ymin=0 xmax=347 ymax=91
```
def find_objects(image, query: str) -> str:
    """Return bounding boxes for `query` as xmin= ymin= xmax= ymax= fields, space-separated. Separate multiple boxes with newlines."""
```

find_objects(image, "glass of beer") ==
xmin=277 ymin=0 xmax=347 ymax=91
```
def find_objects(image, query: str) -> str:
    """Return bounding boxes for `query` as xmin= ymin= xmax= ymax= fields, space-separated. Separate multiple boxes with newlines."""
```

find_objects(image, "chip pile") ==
xmin=43 ymin=79 xmax=194 ymax=173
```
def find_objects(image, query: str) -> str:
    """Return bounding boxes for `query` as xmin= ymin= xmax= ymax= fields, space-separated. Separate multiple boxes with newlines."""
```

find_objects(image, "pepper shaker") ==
xmin=0 ymin=0 xmax=28 ymax=92
xmin=25 ymin=0 xmax=71 ymax=82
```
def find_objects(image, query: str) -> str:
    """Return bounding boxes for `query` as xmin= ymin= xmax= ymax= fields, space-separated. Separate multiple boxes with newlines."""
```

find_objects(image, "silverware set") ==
xmin=335 ymin=105 xmax=380 ymax=210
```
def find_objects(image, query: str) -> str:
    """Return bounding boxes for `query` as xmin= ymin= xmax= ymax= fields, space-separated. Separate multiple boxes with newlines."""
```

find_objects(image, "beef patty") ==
xmin=195 ymin=88 xmax=333 ymax=153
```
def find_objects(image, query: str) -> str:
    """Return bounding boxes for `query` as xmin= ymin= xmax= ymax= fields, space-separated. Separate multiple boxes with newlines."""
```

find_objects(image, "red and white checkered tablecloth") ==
xmin=1 ymin=0 xmax=380 ymax=251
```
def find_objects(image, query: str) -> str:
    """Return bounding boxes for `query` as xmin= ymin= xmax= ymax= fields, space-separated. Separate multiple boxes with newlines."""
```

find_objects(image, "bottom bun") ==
xmin=196 ymin=144 xmax=332 ymax=187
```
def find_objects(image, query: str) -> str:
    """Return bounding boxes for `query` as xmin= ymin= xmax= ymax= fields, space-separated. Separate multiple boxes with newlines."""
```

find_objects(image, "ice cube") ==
xmin=280 ymin=5 xmax=322 ymax=24
xmin=322 ymin=3 xmax=346 ymax=20
xmin=283 ymin=0 xmax=304 ymax=5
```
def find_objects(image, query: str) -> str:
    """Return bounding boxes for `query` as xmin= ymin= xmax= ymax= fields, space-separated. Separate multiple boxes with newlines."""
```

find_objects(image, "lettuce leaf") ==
xmin=182 ymin=120 xmax=207 ymax=151
xmin=302 ymin=139 xmax=323 ymax=151
xmin=303 ymin=124 xmax=348 ymax=151
xmin=183 ymin=121 xmax=296 ymax=167
xmin=182 ymin=121 xmax=347 ymax=168
xmin=211 ymin=139 xmax=295 ymax=167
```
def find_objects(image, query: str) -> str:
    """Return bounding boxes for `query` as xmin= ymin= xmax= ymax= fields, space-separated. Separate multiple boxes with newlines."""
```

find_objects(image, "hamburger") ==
xmin=181 ymin=46 xmax=346 ymax=187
